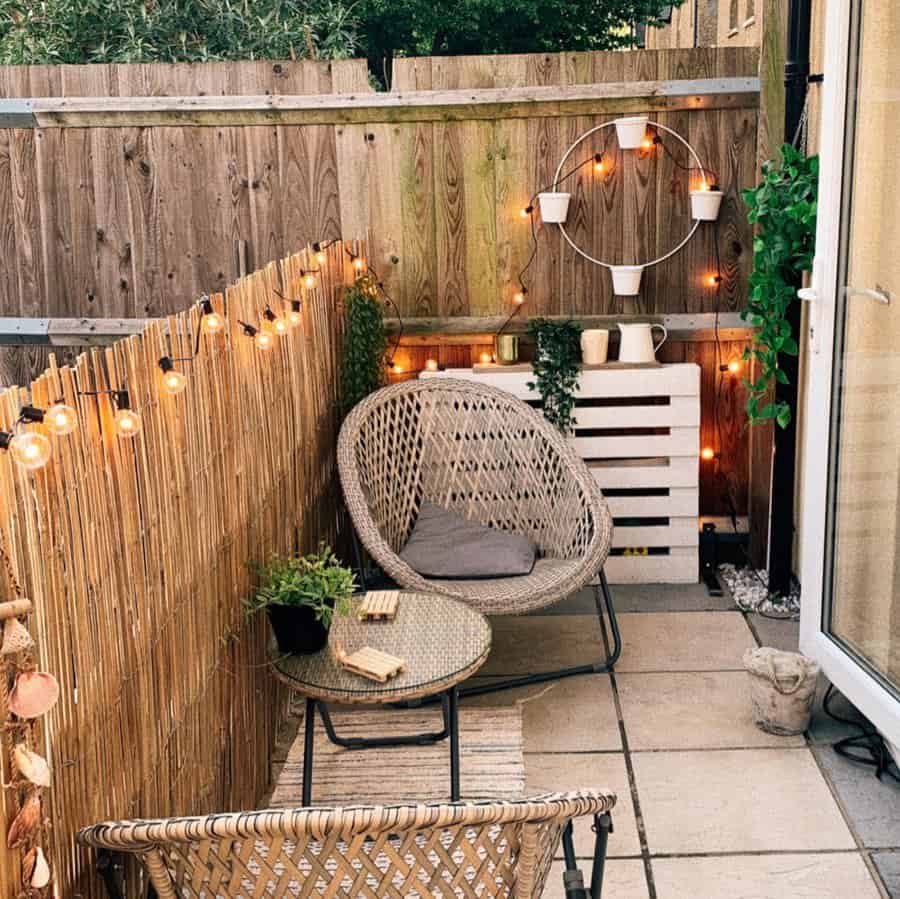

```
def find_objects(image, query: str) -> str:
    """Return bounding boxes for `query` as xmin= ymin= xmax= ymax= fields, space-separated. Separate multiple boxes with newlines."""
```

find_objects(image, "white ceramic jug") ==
xmin=617 ymin=322 xmax=667 ymax=364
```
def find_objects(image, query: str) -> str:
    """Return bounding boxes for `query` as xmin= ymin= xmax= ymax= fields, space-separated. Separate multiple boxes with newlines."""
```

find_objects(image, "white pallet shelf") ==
xmin=421 ymin=363 xmax=701 ymax=584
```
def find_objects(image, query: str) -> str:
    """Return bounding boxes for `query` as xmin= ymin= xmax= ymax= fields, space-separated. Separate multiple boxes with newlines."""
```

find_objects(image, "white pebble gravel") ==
xmin=719 ymin=563 xmax=800 ymax=616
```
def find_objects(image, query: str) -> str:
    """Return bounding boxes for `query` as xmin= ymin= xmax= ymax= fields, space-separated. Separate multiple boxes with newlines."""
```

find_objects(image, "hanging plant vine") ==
xmin=527 ymin=318 xmax=583 ymax=433
xmin=742 ymin=144 xmax=818 ymax=428
xmin=340 ymin=274 xmax=387 ymax=416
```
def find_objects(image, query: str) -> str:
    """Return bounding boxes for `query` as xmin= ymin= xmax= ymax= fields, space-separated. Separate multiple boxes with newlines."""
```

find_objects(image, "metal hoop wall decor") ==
xmin=552 ymin=120 xmax=708 ymax=270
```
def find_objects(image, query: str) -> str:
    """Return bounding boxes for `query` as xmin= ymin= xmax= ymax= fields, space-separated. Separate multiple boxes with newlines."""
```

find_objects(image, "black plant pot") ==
xmin=267 ymin=604 xmax=330 ymax=655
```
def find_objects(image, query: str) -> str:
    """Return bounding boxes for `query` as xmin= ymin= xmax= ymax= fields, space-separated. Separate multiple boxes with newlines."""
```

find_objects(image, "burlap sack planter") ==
xmin=744 ymin=647 xmax=820 ymax=736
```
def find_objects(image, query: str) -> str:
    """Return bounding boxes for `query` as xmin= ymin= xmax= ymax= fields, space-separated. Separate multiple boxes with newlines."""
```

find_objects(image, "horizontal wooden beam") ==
xmin=8 ymin=77 xmax=760 ymax=128
xmin=0 ymin=317 xmax=149 ymax=346
xmin=389 ymin=313 xmax=756 ymax=343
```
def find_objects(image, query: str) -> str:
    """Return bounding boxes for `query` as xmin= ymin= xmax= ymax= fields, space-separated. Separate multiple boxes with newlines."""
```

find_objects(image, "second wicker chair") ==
xmin=338 ymin=378 xmax=621 ymax=694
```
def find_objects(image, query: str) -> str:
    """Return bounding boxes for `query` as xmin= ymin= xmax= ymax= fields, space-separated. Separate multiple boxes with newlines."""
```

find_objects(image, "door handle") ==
xmin=846 ymin=285 xmax=891 ymax=304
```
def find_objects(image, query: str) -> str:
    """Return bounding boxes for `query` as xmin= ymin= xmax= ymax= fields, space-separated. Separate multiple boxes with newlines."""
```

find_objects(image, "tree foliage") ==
xmin=0 ymin=0 xmax=680 ymax=70
xmin=741 ymin=144 xmax=818 ymax=429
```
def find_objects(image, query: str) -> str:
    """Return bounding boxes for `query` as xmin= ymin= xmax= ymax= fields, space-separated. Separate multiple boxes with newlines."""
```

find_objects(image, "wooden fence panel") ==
xmin=0 ymin=242 xmax=352 ymax=897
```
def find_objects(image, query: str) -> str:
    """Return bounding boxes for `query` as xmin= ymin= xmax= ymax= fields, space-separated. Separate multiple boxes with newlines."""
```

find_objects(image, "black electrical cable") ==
xmin=654 ymin=131 xmax=721 ymax=188
xmin=823 ymin=684 xmax=900 ymax=783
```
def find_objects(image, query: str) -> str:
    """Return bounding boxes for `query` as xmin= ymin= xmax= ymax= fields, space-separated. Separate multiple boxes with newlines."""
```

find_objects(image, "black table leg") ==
xmin=302 ymin=696 xmax=316 ymax=807
xmin=448 ymin=685 xmax=460 ymax=801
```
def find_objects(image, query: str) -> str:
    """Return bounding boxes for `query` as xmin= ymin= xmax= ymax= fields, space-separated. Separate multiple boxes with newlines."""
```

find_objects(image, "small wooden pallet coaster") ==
xmin=357 ymin=590 xmax=400 ymax=621
xmin=335 ymin=647 xmax=406 ymax=683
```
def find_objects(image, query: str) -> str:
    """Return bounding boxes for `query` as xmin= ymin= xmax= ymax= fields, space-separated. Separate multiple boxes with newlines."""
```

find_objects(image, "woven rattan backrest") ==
xmin=338 ymin=379 xmax=603 ymax=558
xmin=77 ymin=792 xmax=615 ymax=899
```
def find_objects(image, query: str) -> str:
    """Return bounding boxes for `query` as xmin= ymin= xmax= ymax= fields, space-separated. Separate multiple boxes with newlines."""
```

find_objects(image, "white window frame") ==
xmin=798 ymin=0 xmax=900 ymax=750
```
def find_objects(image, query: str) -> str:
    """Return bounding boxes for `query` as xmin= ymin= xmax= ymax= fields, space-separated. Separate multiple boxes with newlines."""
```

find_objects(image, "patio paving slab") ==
xmin=525 ymin=752 xmax=641 ymax=858
xmin=747 ymin=611 xmax=800 ymax=652
xmin=632 ymin=748 xmax=856 ymax=854
xmin=544 ymin=859 xmax=648 ymax=899
xmin=652 ymin=852 xmax=882 ymax=899
xmin=531 ymin=583 xmax=735 ymax=615
xmin=615 ymin=611 xmax=756 ymax=673
xmin=812 ymin=744 xmax=900 ymax=848
xmin=617 ymin=671 xmax=806 ymax=750
xmin=480 ymin=614 xmax=606 ymax=676
xmin=465 ymin=674 xmax=621 ymax=752
xmin=873 ymin=852 xmax=900 ymax=897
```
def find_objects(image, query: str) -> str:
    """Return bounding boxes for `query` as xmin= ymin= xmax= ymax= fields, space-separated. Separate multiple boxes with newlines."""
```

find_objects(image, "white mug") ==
xmin=581 ymin=329 xmax=610 ymax=365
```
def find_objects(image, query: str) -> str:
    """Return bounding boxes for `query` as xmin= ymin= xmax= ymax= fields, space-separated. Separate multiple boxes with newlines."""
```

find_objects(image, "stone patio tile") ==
xmin=480 ymin=614 xmax=606 ymax=676
xmin=812 ymin=744 xmax=900 ymax=848
xmin=525 ymin=753 xmax=641 ymax=858
xmin=543 ymin=859 xmax=648 ymax=899
xmin=747 ymin=611 xmax=800 ymax=652
xmin=653 ymin=853 xmax=882 ymax=899
xmin=530 ymin=583 xmax=734 ymax=616
xmin=873 ymin=852 xmax=900 ymax=897
xmin=465 ymin=674 xmax=621 ymax=752
xmin=632 ymin=748 xmax=856 ymax=854
xmin=615 ymin=612 xmax=756 ymax=673
xmin=617 ymin=671 xmax=805 ymax=750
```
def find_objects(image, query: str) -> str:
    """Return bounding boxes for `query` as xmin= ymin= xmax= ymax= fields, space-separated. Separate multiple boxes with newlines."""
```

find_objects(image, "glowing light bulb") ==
xmin=642 ymin=136 xmax=653 ymax=150
xmin=288 ymin=303 xmax=303 ymax=328
xmin=162 ymin=370 xmax=188 ymax=396
xmin=45 ymin=403 xmax=77 ymax=436
xmin=392 ymin=363 xmax=403 ymax=374
xmin=352 ymin=256 xmax=365 ymax=272
xmin=202 ymin=311 xmax=224 ymax=334
xmin=700 ymin=447 xmax=716 ymax=461
xmin=255 ymin=328 xmax=275 ymax=351
xmin=706 ymin=274 xmax=722 ymax=287
xmin=304 ymin=272 xmax=317 ymax=289
xmin=425 ymin=358 xmax=439 ymax=372
xmin=699 ymin=180 xmax=710 ymax=192
xmin=9 ymin=432 xmax=51 ymax=471
xmin=315 ymin=250 xmax=327 ymax=265
xmin=595 ymin=159 xmax=605 ymax=174
xmin=273 ymin=317 xmax=289 ymax=336
xmin=520 ymin=204 xmax=534 ymax=219
xmin=114 ymin=409 xmax=142 ymax=439
xmin=513 ymin=289 xmax=527 ymax=305
xmin=480 ymin=352 xmax=493 ymax=365
xmin=728 ymin=360 xmax=741 ymax=374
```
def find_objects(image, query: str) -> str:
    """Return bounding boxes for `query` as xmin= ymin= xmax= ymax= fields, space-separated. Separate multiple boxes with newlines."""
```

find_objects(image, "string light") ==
xmin=700 ymin=447 xmax=717 ymax=461
xmin=19 ymin=403 xmax=77 ymax=438
xmin=238 ymin=321 xmax=275 ymax=351
xmin=706 ymin=274 xmax=723 ymax=288
xmin=300 ymin=269 xmax=319 ymax=290
xmin=520 ymin=204 xmax=534 ymax=219
xmin=0 ymin=431 xmax=52 ymax=471
xmin=347 ymin=252 xmax=365 ymax=272
xmin=287 ymin=300 xmax=303 ymax=328
xmin=199 ymin=298 xmax=224 ymax=335
xmin=263 ymin=306 xmax=289 ymax=336
xmin=158 ymin=357 xmax=188 ymax=396
xmin=112 ymin=391 xmax=142 ymax=439
xmin=720 ymin=359 xmax=741 ymax=375
xmin=594 ymin=153 xmax=605 ymax=174
xmin=312 ymin=239 xmax=340 ymax=266
xmin=513 ymin=287 xmax=528 ymax=305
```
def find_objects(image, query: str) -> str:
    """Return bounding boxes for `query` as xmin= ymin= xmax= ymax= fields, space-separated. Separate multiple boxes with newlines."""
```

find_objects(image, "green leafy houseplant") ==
xmin=340 ymin=274 xmax=388 ymax=416
xmin=527 ymin=318 xmax=583 ymax=433
xmin=742 ymin=144 xmax=818 ymax=429
xmin=246 ymin=545 xmax=355 ymax=654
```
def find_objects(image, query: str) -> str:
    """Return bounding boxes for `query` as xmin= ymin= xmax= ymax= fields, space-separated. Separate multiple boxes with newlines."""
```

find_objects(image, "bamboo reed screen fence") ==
xmin=0 ymin=240 xmax=355 ymax=897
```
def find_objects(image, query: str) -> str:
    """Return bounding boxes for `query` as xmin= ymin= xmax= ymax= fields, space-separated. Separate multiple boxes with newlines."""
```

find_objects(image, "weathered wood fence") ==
xmin=0 ymin=242 xmax=352 ymax=897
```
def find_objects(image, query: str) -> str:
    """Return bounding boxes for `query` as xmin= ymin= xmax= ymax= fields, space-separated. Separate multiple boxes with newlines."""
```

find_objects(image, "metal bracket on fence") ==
xmin=0 ymin=99 xmax=37 ymax=128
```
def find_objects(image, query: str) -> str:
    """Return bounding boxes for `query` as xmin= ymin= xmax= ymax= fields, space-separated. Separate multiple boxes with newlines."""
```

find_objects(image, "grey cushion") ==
xmin=399 ymin=502 xmax=536 ymax=579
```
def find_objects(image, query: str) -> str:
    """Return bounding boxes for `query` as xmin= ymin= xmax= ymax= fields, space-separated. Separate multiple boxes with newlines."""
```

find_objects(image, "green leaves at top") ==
xmin=340 ymin=274 xmax=387 ymax=416
xmin=742 ymin=144 xmax=818 ymax=429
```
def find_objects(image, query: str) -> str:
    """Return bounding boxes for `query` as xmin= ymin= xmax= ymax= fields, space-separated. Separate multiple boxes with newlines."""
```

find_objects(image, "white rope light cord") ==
xmin=552 ymin=119 xmax=708 ymax=271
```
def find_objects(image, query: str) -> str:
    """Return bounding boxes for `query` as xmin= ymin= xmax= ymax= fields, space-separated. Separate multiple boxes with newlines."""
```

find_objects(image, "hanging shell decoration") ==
xmin=22 ymin=845 xmax=50 ymax=889
xmin=0 ymin=617 xmax=35 ymax=656
xmin=13 ymin=744 xmax=50 ymax=788
xmin=9 ymin=671 xmax=60 ymax=719
xmin=7 ymin=792 xmax=41 ymax=849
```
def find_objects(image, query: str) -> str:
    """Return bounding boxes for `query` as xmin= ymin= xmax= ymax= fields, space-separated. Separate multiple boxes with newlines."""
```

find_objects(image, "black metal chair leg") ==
xmin=590 ymin=813 xmax=613 ymax=898
xmin=302 ymin=697 xmax=316 ymax=807
xmin=317 ymin=701 xmax=450 ymax=748
xmin=456 ymin=569 xmax=621 ymax=699
xmin=448 ymin=686 xmax=460 ymax=801
xmin=561 ymin=821 xmax=589 ymax=899
xmin=97 ymin=850 xmax=126 ymax=899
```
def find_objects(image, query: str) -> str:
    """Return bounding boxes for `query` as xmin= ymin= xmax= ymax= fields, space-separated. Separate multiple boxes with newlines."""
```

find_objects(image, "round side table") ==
xmin=270 ymin=592 xmax=491 ymax=805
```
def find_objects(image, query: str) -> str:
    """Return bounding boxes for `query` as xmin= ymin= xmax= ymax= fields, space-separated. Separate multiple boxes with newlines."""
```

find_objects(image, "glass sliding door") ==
xmin=800 ymin=0 xmax=900 ymax=747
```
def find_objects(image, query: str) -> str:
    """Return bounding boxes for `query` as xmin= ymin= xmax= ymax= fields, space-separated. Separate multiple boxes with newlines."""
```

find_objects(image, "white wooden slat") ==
xmin=573 ymin=396 xmax=700 ymax=429
xmin=605 ymin=488 xmax=698 ymax=519
xmin=574 ymin=429 xmax=698 ymax=459
xmin=604 ymin=549 xmax=698 ymax=584
xmin=591 ymin=456 xmax=699 ymax=489
xmin=612 ymin=518 xmax=697 ymax=548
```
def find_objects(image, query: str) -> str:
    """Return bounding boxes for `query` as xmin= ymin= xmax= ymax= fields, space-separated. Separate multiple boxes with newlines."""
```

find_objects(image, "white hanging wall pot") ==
xmin=691 ymin=189 xmax=724 ymax=221
xmin=610 ymin=265 xmax=644 ymax=296
xmin=614 ymin=115 xmax=649 ymax=149
xmin=537 ymin=192 xmax=571 ymax=223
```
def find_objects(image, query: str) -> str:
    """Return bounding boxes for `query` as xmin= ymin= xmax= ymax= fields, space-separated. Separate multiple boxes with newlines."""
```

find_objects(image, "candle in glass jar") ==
xmin=425 ymin=358 xmax=439 ymax=372
xmin=580 ymin=329 xmax=610 ymax=365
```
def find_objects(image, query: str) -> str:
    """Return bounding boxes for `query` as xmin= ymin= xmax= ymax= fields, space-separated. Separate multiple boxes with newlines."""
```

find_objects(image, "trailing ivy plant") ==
xmin=742 ymin=144 xmax=818 ymax=429
xmin=527 ymin=318 xmax=583 ymax=433
xmin=340 ymin=273 xmax=387 ymax=415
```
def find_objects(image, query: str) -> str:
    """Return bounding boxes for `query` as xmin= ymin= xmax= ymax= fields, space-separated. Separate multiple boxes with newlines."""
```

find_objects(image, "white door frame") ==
xmin=798 ymin=0 xmax=900 ymax=748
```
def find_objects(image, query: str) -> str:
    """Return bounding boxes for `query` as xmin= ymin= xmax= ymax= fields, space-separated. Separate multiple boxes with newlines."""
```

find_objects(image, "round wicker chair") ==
xmin=338 ymin=378 xmax=620 ymax=692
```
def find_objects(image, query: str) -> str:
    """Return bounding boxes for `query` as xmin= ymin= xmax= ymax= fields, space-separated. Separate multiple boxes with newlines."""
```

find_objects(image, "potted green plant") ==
xmin=246 ymin=546 xmax=355 ymax=654
xmin=527 ymin=318 xmax=583 ymax=433
xmin=340 ymin=274 xmax=388 ymax=416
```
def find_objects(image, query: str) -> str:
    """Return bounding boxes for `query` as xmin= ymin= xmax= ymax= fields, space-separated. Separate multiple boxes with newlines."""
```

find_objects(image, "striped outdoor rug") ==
xmin=269 ymin=703 xmax=525 ymax=807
